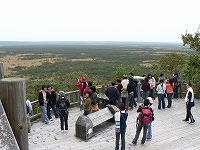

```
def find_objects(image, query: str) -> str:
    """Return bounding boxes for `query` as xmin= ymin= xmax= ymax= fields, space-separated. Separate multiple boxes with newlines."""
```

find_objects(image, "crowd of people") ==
xmin=37 ymin=85 xmax=70 ymax=131
xmin=32 ymin=72 xmax=195 ymax=150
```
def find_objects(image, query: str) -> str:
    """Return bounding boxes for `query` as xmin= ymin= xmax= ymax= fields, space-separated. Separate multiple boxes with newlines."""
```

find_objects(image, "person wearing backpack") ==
xmin=132 ymin=99 xmax=152 ymax=145
xmin=114 ymin=103 xmax=128 ymax=150
xmin=146 ymin=97 xmax=154 ymax=140
xmin=56 ymin=91 xmax=70 ymax=130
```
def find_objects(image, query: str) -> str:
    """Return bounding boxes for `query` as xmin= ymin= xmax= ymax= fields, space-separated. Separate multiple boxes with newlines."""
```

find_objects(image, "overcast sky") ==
xmin=0 ymin=0 xmax=199 ymax=42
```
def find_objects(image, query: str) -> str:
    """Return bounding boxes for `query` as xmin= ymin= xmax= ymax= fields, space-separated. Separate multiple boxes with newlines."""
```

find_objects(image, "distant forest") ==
xmin=0 ymin=42 xmax=192 ymax=100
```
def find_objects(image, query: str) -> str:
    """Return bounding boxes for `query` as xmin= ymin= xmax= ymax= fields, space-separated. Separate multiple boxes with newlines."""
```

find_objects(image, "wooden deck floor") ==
xmin=29 ymin=98 xmax=200 ymax=150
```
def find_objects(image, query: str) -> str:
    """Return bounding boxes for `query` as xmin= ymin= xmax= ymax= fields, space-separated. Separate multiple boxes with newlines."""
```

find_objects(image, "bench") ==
xmin=75 ymin=105 xmax=119 ymax=140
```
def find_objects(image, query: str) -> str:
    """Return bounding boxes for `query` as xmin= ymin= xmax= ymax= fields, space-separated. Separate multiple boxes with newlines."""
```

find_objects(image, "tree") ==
xmin=181 ymin=25 xmax=200 ymax=53
xmin=152 ymin=53 xmax=185 ymax=79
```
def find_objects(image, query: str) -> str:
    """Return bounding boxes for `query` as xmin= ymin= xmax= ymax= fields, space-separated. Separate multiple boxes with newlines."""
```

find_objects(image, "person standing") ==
xmin=75 ymin=76 xmax=88 ymax=110
xmin=147 ymin=74 xmax=156 ymax=99
xmin=132 ymin=99 xmax=152 ymax=145
xmin=156 ymin=79 xmax=166 ymax=109
xmin=26 ymin=99 xmax=32 ymax=133
xmin=38 ymin=85 xmax=49 ymax=124
xmin=141 ymin=78 xmax=150 ymax=100
xmin=47 ymin=85 xmax=58 ymax=120
xmin=121 ymin=74 xmax=129 ymax=108
xmin=182 ymin=83 xmax=195 ymax=124
xmin=105 ymin=82 xmax=120 ymax=106
xmin=56 ymin=91 xmax=70 ymax=130
xmin=114 ymin=103 xmax=128 ymax=150
xmin=173 ymin=73 xmax=180 ymax=99
xmin=146 ymin=97 xmax=154 ymax=140
xmin=127 ymin=77 xmax=137 ymax=109
xmin=166 ymin=79 xmax=174 ymax=108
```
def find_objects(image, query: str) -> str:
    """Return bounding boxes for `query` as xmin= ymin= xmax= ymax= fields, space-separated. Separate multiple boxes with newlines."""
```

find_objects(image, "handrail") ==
xmin=30 ymin=83 xmax=199 ymax=121
xmin=30 ymin=86 xmax=102 ymax=121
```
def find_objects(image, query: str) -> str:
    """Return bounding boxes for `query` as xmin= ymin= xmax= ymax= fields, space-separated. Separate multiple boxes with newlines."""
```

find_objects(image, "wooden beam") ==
xmin=0 ymin=78 xmax=28 ymax=150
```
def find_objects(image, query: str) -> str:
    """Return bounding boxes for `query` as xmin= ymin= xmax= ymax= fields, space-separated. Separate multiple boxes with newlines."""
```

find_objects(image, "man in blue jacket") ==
xmin=114 ymin=103 xmax=128 ymax=150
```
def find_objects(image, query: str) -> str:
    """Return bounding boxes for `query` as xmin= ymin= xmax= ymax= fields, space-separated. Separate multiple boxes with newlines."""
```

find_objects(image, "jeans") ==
xmin=132 ymin=123 xmax=148 ymax=144
xmin=47 ymin=104 xmax=58 ymax=119
xmin=167 ymin=93 xmax=173 ymax=108
xmin=128 ymin=93 xmax=137 ymax=109
xmin=142 ymin=91 xmax=149 ymax=100
xmin=115 ymin=128 xmax=126 ymax=150
xmin=146 ymin=123 xmax=152 ymax=139
xmin=59 ymin=111 xmax=68 ymax=130
xmin=158 ymin=94 xmax=165 ymax=109
xmin=41 ymin=105 xmax=49 ymax=124
xmin=122 ymin=97 xmax=128 ymax=109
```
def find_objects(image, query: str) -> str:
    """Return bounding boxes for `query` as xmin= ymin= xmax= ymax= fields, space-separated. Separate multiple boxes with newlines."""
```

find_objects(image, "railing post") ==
xmin=0 ymin=62 xmax=4 ymax=79
xmin=0 ymin=78 xmax=28 ymax=150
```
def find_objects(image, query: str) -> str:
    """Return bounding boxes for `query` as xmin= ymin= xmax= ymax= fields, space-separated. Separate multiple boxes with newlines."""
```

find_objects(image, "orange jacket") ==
xmin=166 ymin=83 xmax=174 ymax=94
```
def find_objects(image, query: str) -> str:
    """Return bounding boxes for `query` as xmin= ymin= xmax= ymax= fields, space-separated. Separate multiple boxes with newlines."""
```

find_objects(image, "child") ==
xmin=114 ymin=103 xmax=128 ymax=150
xmin=83 ymin=92 xmax=91 ymax=115
xmin=56 ymin=91 xmax=70 ymax=130
xmin=146 ymin=97 xmax=154 ymax=140
xmin=132 ymin=99 xmax=153 ymax=145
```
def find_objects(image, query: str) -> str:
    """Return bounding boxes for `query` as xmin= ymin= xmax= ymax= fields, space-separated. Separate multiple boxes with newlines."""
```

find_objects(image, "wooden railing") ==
xmin=30 ymin=83 xmax=199 ymax=121
xmin=30 ymin=86 xmax=102 ymax=121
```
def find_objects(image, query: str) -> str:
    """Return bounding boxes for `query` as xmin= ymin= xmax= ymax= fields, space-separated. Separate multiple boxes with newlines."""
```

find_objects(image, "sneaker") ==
xmin=50 ymin=118 xmax=53 ymax=121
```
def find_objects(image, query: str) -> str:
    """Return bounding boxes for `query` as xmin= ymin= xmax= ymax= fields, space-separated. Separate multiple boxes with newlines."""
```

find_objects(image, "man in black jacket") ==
xmin=56 ymin=91 xmax=70 ymax=130
xmin=105 ymin=82 xmax=120 ymax=106
xmin=47 ymin=85 xmax=58 ymax=120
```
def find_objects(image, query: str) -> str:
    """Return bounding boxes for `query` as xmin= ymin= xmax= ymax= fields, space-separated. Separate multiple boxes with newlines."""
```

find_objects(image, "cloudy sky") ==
xmin=0 ymin=0 xmax=199 ymax=42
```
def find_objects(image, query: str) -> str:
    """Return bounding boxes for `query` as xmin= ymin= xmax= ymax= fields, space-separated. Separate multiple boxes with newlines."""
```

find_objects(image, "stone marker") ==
xmin=0 ymin=100 xmax=20 ymax=150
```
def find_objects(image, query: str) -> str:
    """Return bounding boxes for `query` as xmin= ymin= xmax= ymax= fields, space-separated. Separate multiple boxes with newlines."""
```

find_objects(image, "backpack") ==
xmin=59 ymin=100 xmax=67 ymax=113
xmin=138 ymin=107 xmax=152 ymax=125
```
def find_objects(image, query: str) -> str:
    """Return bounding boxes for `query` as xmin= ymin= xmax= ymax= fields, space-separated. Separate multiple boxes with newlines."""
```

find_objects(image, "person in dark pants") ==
xmin=156 ymin=79 xmax=166 ymax=109
xmin=105 ymin=82 xmax=120 ymax=106
xmin=166 ymin=79 xmax=174 ymax=108
xmin=127 ymin=77 xmax=137 ymax=109
xmin=132 ymin=99 xmax=153 ymax=145
xmin=183 ymin=83 xmax=195 ymax=124
xmin=173 ymin=73 xmax=179 ymax=98
xmin=47 ymin=85 xmax=58 ymax=120
xmin=114 ymin=103 xmax=128 ymax=150
xmin=56 ymin=91 xmax=70 ymax=130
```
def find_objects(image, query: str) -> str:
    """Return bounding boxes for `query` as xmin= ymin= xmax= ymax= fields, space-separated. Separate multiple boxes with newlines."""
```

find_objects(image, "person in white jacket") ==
xmin=182 ymin=83 xmax=195 ymax=124
xmin=156 ymin=79 xmax=166 ymax=109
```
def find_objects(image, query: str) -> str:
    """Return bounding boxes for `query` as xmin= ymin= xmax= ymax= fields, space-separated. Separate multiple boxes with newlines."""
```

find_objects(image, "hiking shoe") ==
xmin=182 ymin=119 xmax=189 ymax=122
xmin=141 ymin=141 xmax=145 ymax=145
xmin=189 ymin=120 xmax=195 ymax=124
xmin=132 ymin=140 xmax=137 ymax=145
